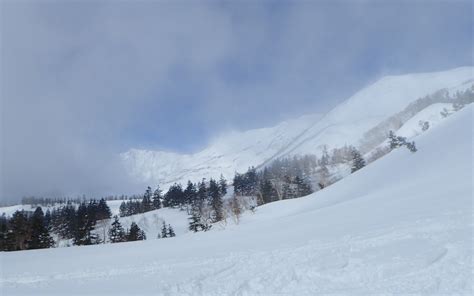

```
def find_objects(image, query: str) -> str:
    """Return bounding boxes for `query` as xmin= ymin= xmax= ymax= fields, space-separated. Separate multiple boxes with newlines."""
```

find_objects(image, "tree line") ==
xmin=1 ymin=126 xmax=420 ymax=251
xmin=20 ymin=194 xmax=143 ymax=208
xmin=0 ymin=199 xmax=111 ymax=251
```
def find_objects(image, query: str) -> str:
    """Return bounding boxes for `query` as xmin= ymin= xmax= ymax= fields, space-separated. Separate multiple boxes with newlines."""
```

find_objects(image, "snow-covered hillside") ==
xmin=122 ymin=67 xmax=473 ymax=187
xmin=95 ymin=208 xmax=189 ymax=243
xmin=2 ymin=105 xmax=472 ymax=295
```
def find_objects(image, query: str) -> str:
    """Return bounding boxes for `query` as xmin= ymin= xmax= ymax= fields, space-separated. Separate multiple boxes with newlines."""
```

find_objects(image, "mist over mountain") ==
xmin=122 ymin=67 xmax=473 ymax=188
xmin=1 ymin=0 xmax=472 ymax=202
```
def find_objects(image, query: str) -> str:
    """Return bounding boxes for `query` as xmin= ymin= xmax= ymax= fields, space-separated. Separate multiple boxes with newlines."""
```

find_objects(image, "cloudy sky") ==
xmin=1 ymin=0 xmax=472 ymax=202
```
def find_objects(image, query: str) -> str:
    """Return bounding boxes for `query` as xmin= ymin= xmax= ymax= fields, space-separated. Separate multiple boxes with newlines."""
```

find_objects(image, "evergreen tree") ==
xmin=119 ymin=201 xmax=127 ymax=217
xmin=85 ymin=200 xmax=99 ymax=227
xmin=388 ymin=131 xmax=417 ymax=153
xmin=260 ymin=179 xmax=277 ymax=204
xmin=197 ymin=180 xmax=207 ymax=205
xmin=419 ymin=120 xmax=430 ymax=131
xmin=209 ymin=178 xmax=224 ymax=222
xmin=163 ymin=183 xmax=184 ymax=208
xmin=282 ymin=182 xmax=293 ymax=199
xmin=87 ymin=201 xmax=101 ymax=244
xmin=183 ymin=181 xmax=197 ymax=211
xmin=440 ymin=108 xmax=450 ymax=118
xmin=29 ymin=207 xmax=54 ymax=249
xmin=138 ymin=229 xmax=146 ymax=240
xmin=188 ymin=207 xmax=211 ymax=232
xmin=64 ymin=205 xmax=77 ymax=239
xmin=108 ymin=216 xmax=125 ymax=243
xmin=167 ymin=224 xmax=176 ymax=237
xmin=142 ymin=186 xmax=153 ymax=212
xmin=406 ymin=141 xmax=417 ymax=152
xmin=127 ymin=222 xmax=145 ymax=241
xmin=0 ymin=214 xmax=9 ymax=251
xmin=152 ymin=186 xmax=162 ymax=210
xmin=161 ymin=222 xmax=168 ymax=238
xmin=193 ymin=180 xmax=209 ymax=223
xmin=233 ymin=173 xmax=244 ymax=196
xmin=43 ymin=209 xmax=52 ymax=230
xmin=351 ymin=148 xmax=366 ymax=173
xmin=243 ymin=167 xmax=259 ymax=196
xmin=74 ymin=202 xmax=97 ymax=245
xmin=5 ymin=230 xmax=17 ymax=251
xmin=218 ymin=175 xmax=228 ymax=196
xmin=319 ymin=145 xmax=330 ymax=166
xmin=388 ymin=131 xmax=401 ymax=149
xmin=188 ymin=211 xmax=201 ymax=233
xmin=10 ymin=210 xmax=29 ymax=250
xmin=294 ymin=176 xmax=312 ymax=197
xmin=97 ymin=198 xmax=112 ymax=220
xmin=53 ymin=204 xmax=77 ymax=240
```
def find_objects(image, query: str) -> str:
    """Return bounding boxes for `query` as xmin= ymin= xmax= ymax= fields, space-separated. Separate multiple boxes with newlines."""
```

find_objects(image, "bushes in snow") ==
xmin=388 ymin=131 xmax=417 ymax=153
xmin=350 ymin=148 xmax=366 ymax=173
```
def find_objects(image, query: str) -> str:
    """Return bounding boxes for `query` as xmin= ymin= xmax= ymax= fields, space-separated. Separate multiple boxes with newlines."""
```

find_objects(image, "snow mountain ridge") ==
xmin=122 ymin=66 xmax=473 ymax=187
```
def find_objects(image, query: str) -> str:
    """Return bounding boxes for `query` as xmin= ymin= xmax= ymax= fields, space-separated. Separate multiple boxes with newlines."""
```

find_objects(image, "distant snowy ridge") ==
xmin=122 ymin=67 xmax=473 ymax=187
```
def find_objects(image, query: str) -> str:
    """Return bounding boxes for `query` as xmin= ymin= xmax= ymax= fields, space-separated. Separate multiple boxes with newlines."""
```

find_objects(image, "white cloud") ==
xmin=1 ymin=1 xmax=471 ymax=201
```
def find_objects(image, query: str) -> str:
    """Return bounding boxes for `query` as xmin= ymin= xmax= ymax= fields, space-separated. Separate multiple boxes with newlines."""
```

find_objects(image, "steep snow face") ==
xmin=1 ymin=105 xmax=472 ymax=295
xmin=122 ymin=67 xmax=473 ymax=187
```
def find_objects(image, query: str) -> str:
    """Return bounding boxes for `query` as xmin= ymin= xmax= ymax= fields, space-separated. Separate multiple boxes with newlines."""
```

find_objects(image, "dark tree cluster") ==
xmin=108 ymin=216 xmax=126 ymax=243
xmin=0 ymin=207 xmax=54 ymax=251
xmin=158 ymin=221 xmax=176 ymax=238
xmin=388 ymin=131 xmax=417 ymax=153
xmin=115 ymin=179 xmax=228 ymax=234
xmin=107 ymin=216 xmax=146 ymax=243
xmin=20 ymin=194 xmax=143 ymax=208
xmin=117 ymin=179 xmax=227 ymax=234
xmin=187 ymin=176 xmax=228 ymax=232
xmin=48 ymin=198 xmax=112 ymax=246
xmin=233 ymin=165 xmax=313 ymax=205
xmin=233 ymin=167 xmax=260 ymax=196
xmin=127 ymin=222 xmax=147 ymax=241
xmin=119 ymin=186 xmax=162 ymax=217
xmin=0 ymin=198 xmax=113 ymax=251
xmin=247 ymin=147 xmax=356 ymax=195
xmin=350 ymin=148 xmax=366 ymax=173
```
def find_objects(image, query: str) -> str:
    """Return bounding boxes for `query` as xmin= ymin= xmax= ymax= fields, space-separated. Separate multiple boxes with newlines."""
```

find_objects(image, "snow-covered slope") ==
xmin=2 ymin=105 xmax=472 ymax=295
xmin=396 ymin=103 xmax=452 ymax=138
xmin=95 ymin=208 xmax=190 ymax=243
xmin=122 ymin=67 xmax=473 ymax=187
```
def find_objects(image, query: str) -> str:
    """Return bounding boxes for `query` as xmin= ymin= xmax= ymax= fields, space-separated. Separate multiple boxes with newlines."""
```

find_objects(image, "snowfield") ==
xmin=1 ymin=105 xmax=472 ymax=295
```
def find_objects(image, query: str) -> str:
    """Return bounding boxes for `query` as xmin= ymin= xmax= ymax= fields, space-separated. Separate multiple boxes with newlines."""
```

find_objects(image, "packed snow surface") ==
xmin=1 ymin=105 xmax=472 ymax=295
xmin=122 ymin=67 xmax=473 ymax=187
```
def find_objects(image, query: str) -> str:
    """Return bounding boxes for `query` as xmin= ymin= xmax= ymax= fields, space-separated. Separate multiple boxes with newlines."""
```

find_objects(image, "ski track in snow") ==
xmin=1 ymin=212 xmax=471 ymax=295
